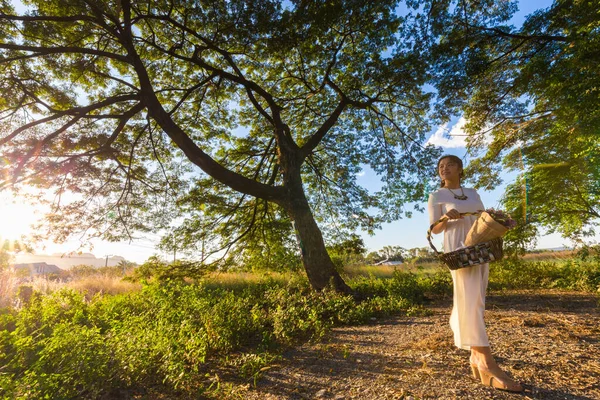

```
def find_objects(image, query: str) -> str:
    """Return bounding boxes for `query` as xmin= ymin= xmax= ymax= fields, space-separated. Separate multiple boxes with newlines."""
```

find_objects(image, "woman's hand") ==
xmin=444 ymin=209 xmax=462 ymax=220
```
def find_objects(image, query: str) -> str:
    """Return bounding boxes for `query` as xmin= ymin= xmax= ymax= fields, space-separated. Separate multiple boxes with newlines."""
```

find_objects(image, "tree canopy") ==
xmin=430 ymin=0 xmax=600 ymax=246
xmin=6 ymin=0 xmax=577 ymax=286
xmin=2 ymin=0 xmax=475 ymax=291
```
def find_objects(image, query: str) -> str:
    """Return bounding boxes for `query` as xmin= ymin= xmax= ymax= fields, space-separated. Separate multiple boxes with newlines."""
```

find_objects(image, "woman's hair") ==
xmin=437 ymin=155 xmax=464 ymax=188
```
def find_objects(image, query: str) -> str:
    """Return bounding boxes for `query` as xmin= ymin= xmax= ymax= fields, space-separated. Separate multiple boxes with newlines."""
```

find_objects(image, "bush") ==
xmin=488 ymin=257 xmax=600 ymax=291
xmin=386 ymin=271 xmax=425 ymax=303
xmin=18 ymin=323 xmax=120 ymax=399
xmin=0 ymin=267 xmax=428 ymax=399
xmin=419 ymin=269 xmax=453 ymax=298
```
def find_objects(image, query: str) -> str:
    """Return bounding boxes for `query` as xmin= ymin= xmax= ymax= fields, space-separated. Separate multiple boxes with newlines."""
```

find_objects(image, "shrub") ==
xmin=0 ymin=268 xmax=429 ymax=398
xmin=14 ymin=323 xmax=121 ymax=399
xmin=488 ymin=257 xmax=600 ymax=291
xmin=419 ymin=269 xmax=453 ymax=298
xmin=386 ymin=271 xmax=425 ymax=303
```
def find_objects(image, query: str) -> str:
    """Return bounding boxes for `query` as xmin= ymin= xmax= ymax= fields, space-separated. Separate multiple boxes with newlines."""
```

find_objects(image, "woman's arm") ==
xmin=431 ymin=218 xmax=447 ymax=234
xmin=428 ymin=193 xmax=442 ymax=231
xmin=430 ymin=209 xmax=462 ymax=234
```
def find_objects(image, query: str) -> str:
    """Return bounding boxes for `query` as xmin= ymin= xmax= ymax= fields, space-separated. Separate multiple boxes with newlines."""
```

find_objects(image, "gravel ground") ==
xmin=231 ymin=290 xmax=600 ymax=400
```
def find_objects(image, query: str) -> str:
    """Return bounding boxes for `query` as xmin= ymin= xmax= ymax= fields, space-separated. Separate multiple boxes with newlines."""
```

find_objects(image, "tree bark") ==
xmin=282 ymin=180 xmax=353 ymax=294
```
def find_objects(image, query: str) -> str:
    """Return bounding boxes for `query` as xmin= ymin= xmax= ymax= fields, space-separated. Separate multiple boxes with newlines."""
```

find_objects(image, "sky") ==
xmin=3 ymin=0 xmax=591 ymax=266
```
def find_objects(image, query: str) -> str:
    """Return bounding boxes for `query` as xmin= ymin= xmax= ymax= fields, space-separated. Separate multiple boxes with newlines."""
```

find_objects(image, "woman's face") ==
xmin=438 ymin=158 xmax=462 ymax=182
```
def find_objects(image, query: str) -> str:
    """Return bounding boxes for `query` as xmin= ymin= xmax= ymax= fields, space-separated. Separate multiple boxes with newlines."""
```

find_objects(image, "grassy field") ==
xmin=0 ymin=253 xmax=598 ymax=399
xmin=521 ymin=249 xmax=577 ymax=260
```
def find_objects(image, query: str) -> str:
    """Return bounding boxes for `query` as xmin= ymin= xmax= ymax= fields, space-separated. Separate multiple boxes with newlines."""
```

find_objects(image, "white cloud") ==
xmin=426 ymin=117 xmax=468 ymax=149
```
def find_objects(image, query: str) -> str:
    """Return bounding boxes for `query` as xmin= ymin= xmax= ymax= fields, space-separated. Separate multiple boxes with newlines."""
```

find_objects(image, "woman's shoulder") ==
xmin=428 ymin=188 xmax=447 ymax=200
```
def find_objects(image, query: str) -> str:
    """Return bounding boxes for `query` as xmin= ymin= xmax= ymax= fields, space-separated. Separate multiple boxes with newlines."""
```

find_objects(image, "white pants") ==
xmin=449 ymin=263 xmax=490 ymax=350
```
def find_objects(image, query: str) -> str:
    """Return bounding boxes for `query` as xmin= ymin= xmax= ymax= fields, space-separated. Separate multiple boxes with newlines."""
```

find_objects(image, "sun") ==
xmin=0 ymin=192 xmax=40 ymax=243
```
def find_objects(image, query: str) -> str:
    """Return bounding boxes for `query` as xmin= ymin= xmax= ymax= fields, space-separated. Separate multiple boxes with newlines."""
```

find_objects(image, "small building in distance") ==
xmin=14 ymin=253 xmax=127 ymax=270
xmin=11 ymin=262 xmax=63 ymax=277
xmin=373 ymin=259 xmax=404 ymax=266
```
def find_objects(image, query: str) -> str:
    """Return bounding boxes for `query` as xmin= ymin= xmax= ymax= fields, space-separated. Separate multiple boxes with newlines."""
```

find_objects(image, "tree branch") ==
xmin=124 ymin=39 xmax=285 ymax=202
xmin=0 ymin=13 xmax=96 ymax=23
xmin=299 ymin=99 xmax=347 ymax=161
xmin=12 ymin=116 xmax=82 ymax=182
xmin=474 ymin=25 xmax=570 ymax=43
xmin=0 ymin=43 xmax=130 ymax=64
xmin=0 ymin=94 xmax=139 ymax=146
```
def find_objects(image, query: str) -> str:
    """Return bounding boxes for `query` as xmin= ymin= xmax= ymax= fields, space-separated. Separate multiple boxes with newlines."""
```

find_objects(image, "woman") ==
xmin=428 ymin=155 xmax=522 ymax=392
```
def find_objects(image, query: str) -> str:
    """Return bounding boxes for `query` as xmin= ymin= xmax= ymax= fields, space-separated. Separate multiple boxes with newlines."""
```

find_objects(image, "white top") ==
xmin=428 ymin=187 xmax=485 ymax=252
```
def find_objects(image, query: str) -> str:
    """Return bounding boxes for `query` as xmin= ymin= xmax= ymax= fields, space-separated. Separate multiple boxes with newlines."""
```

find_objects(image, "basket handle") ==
xmin=426 ymin=211 xmax=483 ymax=255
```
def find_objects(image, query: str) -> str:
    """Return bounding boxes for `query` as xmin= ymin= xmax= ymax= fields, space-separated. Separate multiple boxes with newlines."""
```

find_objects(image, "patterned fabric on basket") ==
xmin=438 ymin=237 xmax=504 ymax=270
xmin=427 ymin=212 xmax=504 ymax=270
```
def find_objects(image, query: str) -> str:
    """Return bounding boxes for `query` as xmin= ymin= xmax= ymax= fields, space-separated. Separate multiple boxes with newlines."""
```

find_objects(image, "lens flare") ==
xmin=519 ymin=148 xmax=529 ymax=223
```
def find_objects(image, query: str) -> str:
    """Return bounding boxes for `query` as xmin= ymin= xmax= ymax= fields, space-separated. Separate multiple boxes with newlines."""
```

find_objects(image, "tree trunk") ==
xmin=283 ymin=184 xmax=353 ymax=294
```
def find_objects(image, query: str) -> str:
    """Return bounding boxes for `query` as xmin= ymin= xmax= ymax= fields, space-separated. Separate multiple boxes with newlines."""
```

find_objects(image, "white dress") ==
xmin=428 ymin=187 xmax=490 ymax=350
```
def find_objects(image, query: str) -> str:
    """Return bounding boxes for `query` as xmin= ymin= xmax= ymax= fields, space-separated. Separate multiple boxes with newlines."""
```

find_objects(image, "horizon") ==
xmin=9 ymin=244 xmax=576 ymax=271
xmin=12 ymin=252 xmax=127 ymax=270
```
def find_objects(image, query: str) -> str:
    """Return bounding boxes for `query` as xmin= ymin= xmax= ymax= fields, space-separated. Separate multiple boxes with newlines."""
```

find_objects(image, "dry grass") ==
xmin=0 ymin=272 xmax=65 ymax=308
xmin=0 ymin=271 xmax=18 ymax=308
xmin=203 ymin=270 xmax=301 ymax=291
xmin=343 ymin=263 xmax=445 ymax=280
xmin=200 ymin=264 xmax=445 ymax=286
xmin=342 ymin=265 xmax=399 ymax=279
xmin=204 ymin=265 xmax=435 ymax=286
xmin=68 ymin=275 xmax=141 ymax=300
xmin=0 ymin=271 xmax=140 ymax=306
xmin=0 ymin=251 xmax=583 ymax=307
xmin=521 ymin=250 xmax=576 ymax=260
xmin=2 ymin=268 xmax=302 ymax=307
xmin=411 ymin=331 xmax=454 ymax=351
xmin=26 ymin=276 xmax=65 ymax=295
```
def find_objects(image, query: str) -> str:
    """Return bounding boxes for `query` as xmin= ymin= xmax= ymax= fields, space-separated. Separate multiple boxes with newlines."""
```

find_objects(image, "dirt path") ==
xmin=234 ymin=290 xmax=600 ymax=400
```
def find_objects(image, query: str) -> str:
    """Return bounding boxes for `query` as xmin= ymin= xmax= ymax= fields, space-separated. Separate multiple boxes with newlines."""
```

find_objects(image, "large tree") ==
xmin=430 ymin=0 xmax=600 ymax=246
xmin=0 ymin=0 xmax=460 ymax=292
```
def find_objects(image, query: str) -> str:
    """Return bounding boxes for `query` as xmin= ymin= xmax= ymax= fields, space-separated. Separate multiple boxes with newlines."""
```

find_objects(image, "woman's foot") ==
xmin=470 ymin=361 xmax=523 ymax=392
xmin=470 ymin=349 xmax=523 ymax=392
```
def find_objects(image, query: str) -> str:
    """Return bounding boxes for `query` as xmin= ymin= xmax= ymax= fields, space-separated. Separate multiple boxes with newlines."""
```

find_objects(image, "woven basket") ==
xmin=427 ymin=212 xmax=504 ymax=270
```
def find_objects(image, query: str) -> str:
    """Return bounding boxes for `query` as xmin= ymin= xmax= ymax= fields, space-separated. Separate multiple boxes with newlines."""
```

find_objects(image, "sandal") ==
xmin=470 ymin=363 xmax=523 ymax=392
